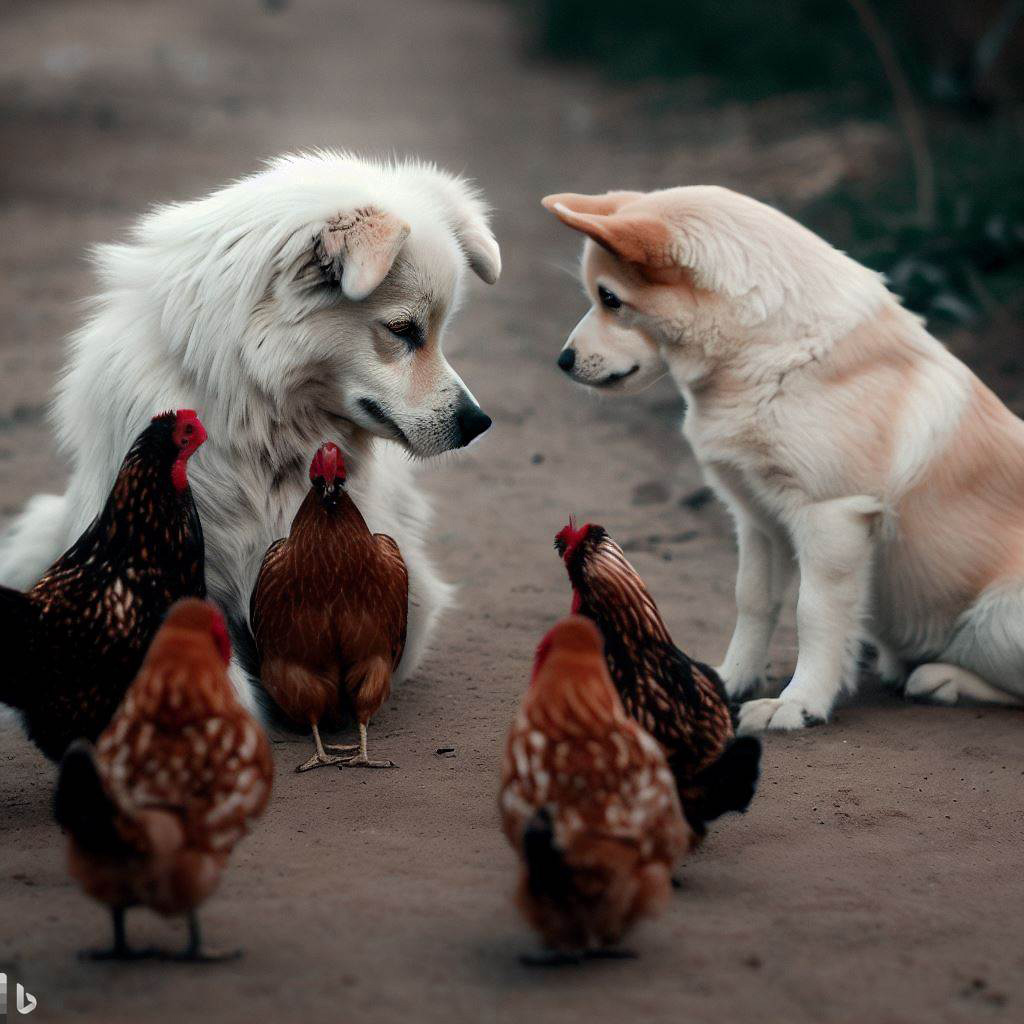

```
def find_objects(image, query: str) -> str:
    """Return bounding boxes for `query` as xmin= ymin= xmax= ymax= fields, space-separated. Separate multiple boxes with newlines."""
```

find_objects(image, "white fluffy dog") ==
xmin=0 ymin=152 xmax=501 ymax=713
xmin=545 ymin=186 xmax=1024 ymax=732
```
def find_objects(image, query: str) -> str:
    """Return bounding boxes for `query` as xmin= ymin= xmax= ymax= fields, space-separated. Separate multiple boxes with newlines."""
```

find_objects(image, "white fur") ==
xmin=0 ymin=151 xmax=501 ymax=716
xmin=550 ymin=185 xmax=1024 ymax=730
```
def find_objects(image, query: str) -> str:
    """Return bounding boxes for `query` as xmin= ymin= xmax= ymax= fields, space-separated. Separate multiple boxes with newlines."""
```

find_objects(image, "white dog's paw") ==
xmin=716 ymin=666 xmax=767 ymax=702
xmin=736 ymin=697 xmax=826 ymax=734
xmin=904 ymin=663 xmax=1024 ymax=707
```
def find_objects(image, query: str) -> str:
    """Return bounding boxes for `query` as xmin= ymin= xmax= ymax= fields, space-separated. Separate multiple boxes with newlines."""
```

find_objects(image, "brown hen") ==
xmin=54 ymin=599 xmax=272 ymax=961
xmin=500 ymin=615 xmax=693 ymax=963
xmin=555 ymin=518 xmax=761 ymax=837
xmin=250 ymin=442 xmax=407 ymax=771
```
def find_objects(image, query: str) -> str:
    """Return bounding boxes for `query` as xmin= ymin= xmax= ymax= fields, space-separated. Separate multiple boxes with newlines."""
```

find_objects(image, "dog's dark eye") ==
xmin=386 ymin=319 xmax=424 ymax=348
xmin=598 ymin=285 xmax=622 ymax=310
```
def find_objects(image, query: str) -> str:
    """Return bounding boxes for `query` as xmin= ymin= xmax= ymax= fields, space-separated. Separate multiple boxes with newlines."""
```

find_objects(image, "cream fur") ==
xmin=0 ymin=151 xmax=501 ymax=716
xmin=546 ymin=185 xmax=1024 ymax=731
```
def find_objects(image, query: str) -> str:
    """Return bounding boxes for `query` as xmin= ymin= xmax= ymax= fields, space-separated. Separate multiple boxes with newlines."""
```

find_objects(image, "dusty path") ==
xmin=0 ymin=2 xmax=1021 ymax=1022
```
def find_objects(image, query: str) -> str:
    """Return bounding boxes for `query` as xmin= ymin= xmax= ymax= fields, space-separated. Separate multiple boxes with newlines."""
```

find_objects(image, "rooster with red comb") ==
xmin=251 ymin=442 xmax=408 ymax=771
xmin=555 ymin=517 xmax=761 ymax=838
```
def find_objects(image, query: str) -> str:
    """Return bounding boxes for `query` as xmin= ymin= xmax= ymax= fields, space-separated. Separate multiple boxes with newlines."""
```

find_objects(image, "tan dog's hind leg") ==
xmin=905 ymin=664 xmax=1024 ymax=707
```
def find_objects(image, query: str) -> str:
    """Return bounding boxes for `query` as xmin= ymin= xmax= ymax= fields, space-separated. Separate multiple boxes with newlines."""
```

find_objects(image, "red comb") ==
xmin=175 ymin=409 xmax=207 ymax=444
xmin=555 ymin=515 xmax=591 ymax=563
xmin=309 ymin=442 xmax=346 ymax=483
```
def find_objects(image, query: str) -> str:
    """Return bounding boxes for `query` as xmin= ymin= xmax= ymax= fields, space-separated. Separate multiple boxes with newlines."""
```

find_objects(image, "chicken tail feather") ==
xmin=679 ymin=736 xmax=762 ymax=833
xmin=54 ymin=739 xmax=128 ymax=857
xmin=0 ymin=585 xmax=35 ymax=709
xmin=523 ymin=807 xmax=572 ymax=907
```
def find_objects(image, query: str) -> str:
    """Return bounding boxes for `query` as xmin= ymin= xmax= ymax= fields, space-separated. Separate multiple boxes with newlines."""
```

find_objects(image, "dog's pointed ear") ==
xmin=541 ymin=191 xmax=644 ymax=217
xmin=544 ymin=200 xmax=676 ymax=269
xmin=315 ymin=207 xmax=411 ymax=301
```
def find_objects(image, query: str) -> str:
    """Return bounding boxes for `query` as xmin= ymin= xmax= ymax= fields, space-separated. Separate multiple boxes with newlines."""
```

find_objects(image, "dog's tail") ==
xmin=0 ymin=493 xmax=68 ymax=589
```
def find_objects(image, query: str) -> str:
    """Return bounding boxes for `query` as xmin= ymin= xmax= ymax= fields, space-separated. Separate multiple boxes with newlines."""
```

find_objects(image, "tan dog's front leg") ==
xmin=718 ymin=520 xmax=793 ymax=699
xmin=737 ymin=496 xmax=881 ymax=733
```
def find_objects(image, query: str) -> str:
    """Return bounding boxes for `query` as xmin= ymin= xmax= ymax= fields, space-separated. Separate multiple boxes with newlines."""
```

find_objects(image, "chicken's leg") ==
xmin=324 ymin=739 xmax=359 ymax=754
xmin=164 ymin=910 xmax=241 ymax=963
xmin=296 ymin=721 xmax=346 ymax=772
xmin=338 ymin=722 xmax=396 ymax=769
xmin=79 ymin=907 xmax=156 ymax=961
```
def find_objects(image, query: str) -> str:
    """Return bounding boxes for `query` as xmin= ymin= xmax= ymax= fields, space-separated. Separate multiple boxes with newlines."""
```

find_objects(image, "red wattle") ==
xmin=171 ymin=458 xmax=188 ymax=492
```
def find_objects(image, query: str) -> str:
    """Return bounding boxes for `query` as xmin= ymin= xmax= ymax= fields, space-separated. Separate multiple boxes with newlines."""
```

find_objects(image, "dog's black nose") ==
xmin=455 ymin=402 xmax=492 ymax=447
xmin=557 ymin=348 xmax=576 ymax=373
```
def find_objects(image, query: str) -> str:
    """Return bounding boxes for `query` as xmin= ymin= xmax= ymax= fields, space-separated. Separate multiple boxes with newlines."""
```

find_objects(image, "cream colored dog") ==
xmin=545 ymin=186 xmax=1024 ymax=733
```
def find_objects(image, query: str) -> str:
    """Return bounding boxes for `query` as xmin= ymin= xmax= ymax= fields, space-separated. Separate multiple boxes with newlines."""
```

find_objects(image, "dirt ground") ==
xmin=0 ymin=2 xmax=1021 ymax=1022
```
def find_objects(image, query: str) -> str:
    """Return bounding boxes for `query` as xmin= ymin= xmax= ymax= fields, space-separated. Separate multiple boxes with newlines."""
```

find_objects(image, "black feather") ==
xmin=54 ymin=739 xmax=127 ymax=858
xmin=0 ymin=585 xmax=37 ymax=710
xmin=523 ymin=807 xmax=572 ymax=907
xmin=676 ymin=736 xmax=762 ymax=833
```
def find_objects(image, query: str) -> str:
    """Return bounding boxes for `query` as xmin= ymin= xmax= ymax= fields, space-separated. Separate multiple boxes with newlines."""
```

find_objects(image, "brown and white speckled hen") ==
xmin=250 ymin=442 xmax=407 ymax=771
xmin=500 ymin=616 xmax=693 ymax=963
xmin=0 ymin=410 xmax=208 ymax=761
xmin=54 ymin=599 xmax=272 ymax=962
xmin=555 ymin=518 xmax=761 ymax=837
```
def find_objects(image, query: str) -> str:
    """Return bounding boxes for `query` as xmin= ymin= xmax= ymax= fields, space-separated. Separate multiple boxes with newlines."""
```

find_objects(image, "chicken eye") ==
xmin=598 ymin=285 xmax=622 ymax=310
xmin=386 ymin=319 xmax=424 ymax=349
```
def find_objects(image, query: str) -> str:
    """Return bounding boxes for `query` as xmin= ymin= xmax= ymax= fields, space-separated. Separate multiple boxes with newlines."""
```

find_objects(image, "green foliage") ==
xmin=521 ymin=0 xmax=1024 ymax=326
xmin=525 ymin=0 xmax=922 ymax=103
xmin=803 ymin=127 xmax=1024 ymax=325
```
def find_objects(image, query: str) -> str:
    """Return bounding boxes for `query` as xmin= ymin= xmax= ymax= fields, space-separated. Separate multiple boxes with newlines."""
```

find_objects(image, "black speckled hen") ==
xmin=555 ymin=517 xmax=761 ymax=837
xmin=0 ymin=410 xmax=208 ymax=760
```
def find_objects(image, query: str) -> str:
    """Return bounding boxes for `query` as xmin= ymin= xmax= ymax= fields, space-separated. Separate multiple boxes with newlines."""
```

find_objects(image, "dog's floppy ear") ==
xmin=461 ymin=225 xmax=502 ymax=285
xmin=447 ymin=210 xmax=501 ymax=285
xmin=543 ymin=199 xmax=676 ymax=269
xmin=542 ymin=191 xmax=644 ymax=217
xmin=315 ymin=206 xmax=411 ymax=301
xmin=418 ymin=171 xmax=501 ymax=284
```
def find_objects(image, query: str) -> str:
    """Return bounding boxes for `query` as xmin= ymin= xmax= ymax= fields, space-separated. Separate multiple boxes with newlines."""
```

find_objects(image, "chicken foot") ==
xmin=520 ymin=949 xmax=584 ymax=967
xmin=162 ymin=911 xmax=242 ymax=963
xmin=338 ymin=722 xmax=396 ymax=769
xmin=79 ymin=907 xmax=158 ymax=961
xmin=296 ymin=722 xmax=346 ymax=772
